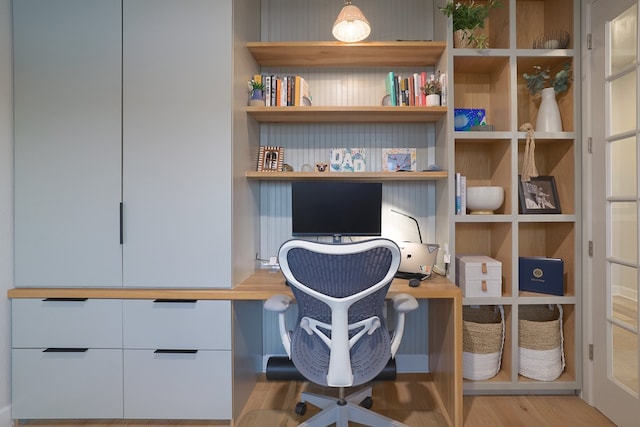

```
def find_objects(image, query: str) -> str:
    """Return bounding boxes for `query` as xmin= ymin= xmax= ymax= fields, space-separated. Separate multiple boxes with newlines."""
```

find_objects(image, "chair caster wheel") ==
xmin=295 ymin=402 xmax=307 ymax=416
xmin=360 ymin=396 xmax=373 ymax=409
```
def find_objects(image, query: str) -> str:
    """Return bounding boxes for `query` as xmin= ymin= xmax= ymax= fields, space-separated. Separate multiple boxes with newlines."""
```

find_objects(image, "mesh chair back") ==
xmin=280 ymin=239 xmax=398 ymax=387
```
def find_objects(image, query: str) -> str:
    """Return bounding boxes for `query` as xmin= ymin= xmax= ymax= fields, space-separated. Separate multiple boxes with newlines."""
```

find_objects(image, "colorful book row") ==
xmin=253 ymin=74 xmax=310 ymax=107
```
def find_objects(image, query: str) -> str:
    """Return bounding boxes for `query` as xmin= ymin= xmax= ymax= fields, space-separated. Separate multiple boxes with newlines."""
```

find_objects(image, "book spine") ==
xmin=394 ymin=76 xmax=400 ymax=107
xmin=440 ymin=72 xmax=447 ymax=106
xmin=264 ymin=75 xmax=271 ymax=107
xmin=294 ymin=75 xmax=300 ymax=106
xmin=386 ymin=71 xmax=396 ymax=106
xmin=455 ymin=172 xmax=461 ymax=214
xmin=413 ymin=73 xmax=420 ymax=106
xmin=408 ymin=76 xmax=414 ymax=106
xmin=460 ymin=175 xmax=467 ymax=215
xmin=420 ymin=71 xmax=427 ymax=106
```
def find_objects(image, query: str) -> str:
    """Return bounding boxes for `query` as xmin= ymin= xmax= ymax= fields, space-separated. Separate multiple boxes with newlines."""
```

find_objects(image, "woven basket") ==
xmin=518 ymin=304 xmax=565 ymax=381
xmin=463 ymin=305 xmax=505 ymax=380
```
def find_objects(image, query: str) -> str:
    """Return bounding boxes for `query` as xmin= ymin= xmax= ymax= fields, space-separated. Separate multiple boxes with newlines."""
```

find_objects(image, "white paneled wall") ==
xmin=257 ymin=0 xmax=440 ymax=365
xmin=261 ymin=0 xmax=436 ymax=42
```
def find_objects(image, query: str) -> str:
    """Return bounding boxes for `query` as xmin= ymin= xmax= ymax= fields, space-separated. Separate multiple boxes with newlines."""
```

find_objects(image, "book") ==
xmin=519 ymin=257 xmax=564 ymax=296
xmin=420 ymin=71 xmax=427 ymax=106
xmin=385 ymin=72 xmax=396 ymax=106
xmin=294 ymin=76 xmax=310 ymax=106
xmin=264 ymin=75 xmax=272 ymax=107
xmin=455 ymin=172 xmax=461 ymax=214
xmin=440 ymin=72 xmax=447 ymax=106
xmin=460 ymin=175 xmax=467 ymax=215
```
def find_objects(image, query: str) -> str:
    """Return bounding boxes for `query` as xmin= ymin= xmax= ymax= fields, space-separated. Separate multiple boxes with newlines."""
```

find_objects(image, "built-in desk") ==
xmin=8 ymin=271 xmax=462 ymax=426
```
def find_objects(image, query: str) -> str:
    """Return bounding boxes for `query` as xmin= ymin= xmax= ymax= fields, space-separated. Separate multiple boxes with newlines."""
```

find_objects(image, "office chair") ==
xmin=265 ymin=238 xmax=418 ymax=427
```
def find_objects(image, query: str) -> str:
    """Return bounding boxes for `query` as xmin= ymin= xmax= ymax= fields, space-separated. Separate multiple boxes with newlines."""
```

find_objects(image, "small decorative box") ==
xmin=455 ymin=255 xmax=502 ymax=297
xmin=454 ymin=109 xmax=487 ymax=131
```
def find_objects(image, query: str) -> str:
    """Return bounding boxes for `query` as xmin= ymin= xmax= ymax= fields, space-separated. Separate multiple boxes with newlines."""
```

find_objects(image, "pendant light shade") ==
xmin=332 ymin=1 xmax=370 ymax=43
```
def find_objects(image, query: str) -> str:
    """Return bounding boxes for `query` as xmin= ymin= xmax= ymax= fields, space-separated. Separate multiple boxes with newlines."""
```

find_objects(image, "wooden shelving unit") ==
xmin=447 ymin=0 xmax=581 ymax=393
xmin=246 ymin=171 xmax=447 ymax=181
xmin=246 ymin=41 xmax=446 ymax=67
xmin=246 ymin=106 xmax=447 ymax=123
xmin=246 ymin=39 xmax=461 ymax=426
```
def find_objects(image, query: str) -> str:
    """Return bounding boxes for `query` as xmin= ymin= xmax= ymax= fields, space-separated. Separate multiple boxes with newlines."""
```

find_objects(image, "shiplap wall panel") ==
xmin=261 ymin=0 xmax=436 ymax=42
xmin=259 ymin=0 xmax=440 ymax=360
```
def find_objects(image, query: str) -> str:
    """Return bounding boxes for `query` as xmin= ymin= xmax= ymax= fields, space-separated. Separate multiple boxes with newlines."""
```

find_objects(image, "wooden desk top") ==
xmin=7 ymin=269 xmax=461 ymax=301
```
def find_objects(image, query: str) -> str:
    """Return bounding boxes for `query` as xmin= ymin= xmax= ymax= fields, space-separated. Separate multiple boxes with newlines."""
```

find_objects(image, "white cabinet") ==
xmin=121 ymin=0 xmax=233 ymax=288
xmin=122 ymin=299 xmax=232 ymax=419
xmin=12 ymin=298 xmax=233 ymax=420
xmin=13 ymin=0 xmax=123 ymax=287
xmin=12 ymin=349 xmax=124 ymax=419
xmin=14 ymin=0 xmax=234 ymax=288
xmin=11 ymin=299 xmax=124 ymax=419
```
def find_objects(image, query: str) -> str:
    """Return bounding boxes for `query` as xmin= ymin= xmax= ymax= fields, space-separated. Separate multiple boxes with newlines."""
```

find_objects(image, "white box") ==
xmin=456 ymin=255 xmax=502 ymax=297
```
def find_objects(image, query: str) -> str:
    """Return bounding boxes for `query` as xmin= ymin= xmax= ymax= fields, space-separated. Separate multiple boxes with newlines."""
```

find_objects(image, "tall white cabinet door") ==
xmin=13 ymin=0 xmax=123 ymax=287
xmin=122 ymin=0 xmax=233 ymax=287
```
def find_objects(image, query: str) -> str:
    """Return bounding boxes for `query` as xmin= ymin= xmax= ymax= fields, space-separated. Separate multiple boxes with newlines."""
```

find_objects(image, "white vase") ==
xmin=535 ymin=87 xmax=562 ymax=132
xmin=426 ymin=93 xmax=440 ymax=106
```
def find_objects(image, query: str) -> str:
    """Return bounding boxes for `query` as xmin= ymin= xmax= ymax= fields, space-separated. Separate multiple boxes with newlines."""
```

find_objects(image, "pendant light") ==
xmin=332 ymin=1 xmax=371 ymax=43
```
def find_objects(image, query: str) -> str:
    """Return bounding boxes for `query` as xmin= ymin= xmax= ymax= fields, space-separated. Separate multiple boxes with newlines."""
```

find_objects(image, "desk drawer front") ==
xmin=123 ymin=349 xmax=232 ymax=419
xmin=12 ymin=348 xmax=123 ymax=419
xmin=12 ymin=299 xmax=122 ymax=348
xmin=123 ymin=299 xmax=231 ymax=350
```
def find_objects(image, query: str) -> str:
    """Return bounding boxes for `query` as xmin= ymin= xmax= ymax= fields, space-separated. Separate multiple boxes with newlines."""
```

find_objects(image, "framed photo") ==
xmin=382 ymin=148 xmax=416 ymax=172
xmin=257 ymin=146 xmax=284 ymax=172
xmin=518 ymin=176 xmax=561 ymax=214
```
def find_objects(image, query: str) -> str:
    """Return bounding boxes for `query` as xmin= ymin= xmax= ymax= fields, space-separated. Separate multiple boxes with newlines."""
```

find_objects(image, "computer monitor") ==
xmin=291 ymin=181 xmax=382 ymax=243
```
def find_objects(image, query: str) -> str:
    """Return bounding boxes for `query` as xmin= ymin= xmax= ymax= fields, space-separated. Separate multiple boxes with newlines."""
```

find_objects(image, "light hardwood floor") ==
xmin=17 ymin=374 xmax=615 ymax=427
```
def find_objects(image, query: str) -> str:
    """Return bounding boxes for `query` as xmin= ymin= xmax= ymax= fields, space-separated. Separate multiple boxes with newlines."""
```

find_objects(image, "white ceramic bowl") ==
xmin=466 ymin=186 xmax=504 ymax=214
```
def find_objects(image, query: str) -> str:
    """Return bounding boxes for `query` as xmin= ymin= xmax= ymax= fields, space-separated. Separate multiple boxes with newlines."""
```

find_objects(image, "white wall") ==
xmin=0 ymin=0 xmax=12 ymax=424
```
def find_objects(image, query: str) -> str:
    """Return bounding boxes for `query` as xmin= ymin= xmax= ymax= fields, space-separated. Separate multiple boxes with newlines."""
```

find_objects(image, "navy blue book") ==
xmin=519 ymin=257 xmax=564 ymax=296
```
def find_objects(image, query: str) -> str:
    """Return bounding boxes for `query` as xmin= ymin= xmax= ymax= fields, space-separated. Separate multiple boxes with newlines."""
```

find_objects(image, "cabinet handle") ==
xmin=43 ymin=348 xmax=88 ymax=353
xmin=153 ymin=299 xmax=197 ymax=303
xmin=154 ymin=349 xmax=198 ymax=354
xmin=43 ymin=297 xmax=88 ymax=302
xmin=119 ymin=202 xmax=124 ymax=244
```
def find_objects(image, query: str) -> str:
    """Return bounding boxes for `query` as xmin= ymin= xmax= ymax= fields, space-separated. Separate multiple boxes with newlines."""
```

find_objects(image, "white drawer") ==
xmin=12 ymin=298 xmax=122 ymax=348
xmin=12 ymin=348 xmax=123 ymax=419
xmin=123 ymin=349 xmax=232 ymax=419
xmin=123 ymin=299 xmax=231 ymax=350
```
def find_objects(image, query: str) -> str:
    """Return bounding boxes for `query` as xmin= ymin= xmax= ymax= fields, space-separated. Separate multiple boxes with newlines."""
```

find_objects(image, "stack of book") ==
xmin=455 ymin=172 xmax=467 ymax=215
xmin=385 ymin=71 xmax=446 ymax=107
xmin=254 ymin=74 xmax=310 ymax=107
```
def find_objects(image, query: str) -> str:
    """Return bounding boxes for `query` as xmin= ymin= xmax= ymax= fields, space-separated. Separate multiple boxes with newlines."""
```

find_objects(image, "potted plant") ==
xmin=248 ymin=79 xmax=265 ymax=106
xmin=421 ymin=78 xmax=442 ymax=106
xmin=439 ymin=0 xmax=502 ymax=48
xmin=523 ymin=62 xmax=573 ymax=132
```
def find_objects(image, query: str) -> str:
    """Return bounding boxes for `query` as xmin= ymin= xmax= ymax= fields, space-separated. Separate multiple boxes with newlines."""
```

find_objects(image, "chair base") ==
xmin=297 ymin=387 xmax=407 ymax=427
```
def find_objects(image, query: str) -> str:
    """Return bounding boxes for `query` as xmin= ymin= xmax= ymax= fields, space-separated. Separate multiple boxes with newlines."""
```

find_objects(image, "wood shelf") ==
xmin=246 ymin=41 xmax=446 ymax=67
xmin=246 ymin=106 xmax=447 ymax=123
xmin=245 ymin=171 xmax=448 ymax=181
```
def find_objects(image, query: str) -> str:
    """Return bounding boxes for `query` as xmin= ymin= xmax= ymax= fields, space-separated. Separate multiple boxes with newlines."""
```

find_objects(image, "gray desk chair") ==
xmin=265 ymin=238 xmax=418 ymax=427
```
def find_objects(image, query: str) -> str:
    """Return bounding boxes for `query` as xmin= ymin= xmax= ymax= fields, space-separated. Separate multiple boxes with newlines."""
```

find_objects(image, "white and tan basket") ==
xmin=463 ymin=305 xmax=505 ymax=381
xmin=518 ymin=304 xmax=565 ymax=381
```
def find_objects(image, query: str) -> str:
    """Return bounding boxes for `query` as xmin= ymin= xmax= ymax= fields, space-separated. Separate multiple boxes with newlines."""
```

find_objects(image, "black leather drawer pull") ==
xmin=43 ymin=298 xmax=88 ymax=302
xmin=153 ymin=299 xmax=197 ymax=303
xmin=43 ymin=348 xmax=88 ymax=353
xmin=154 ymin=349 xmax=198 ymax=354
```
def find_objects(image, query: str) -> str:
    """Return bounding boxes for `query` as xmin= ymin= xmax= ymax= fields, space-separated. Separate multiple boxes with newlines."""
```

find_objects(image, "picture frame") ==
xmin=382 ymin=148 xmax=416 ymax=172
xmin=518 ymin=175 xmax=561 ymax=214
xmin=257 ymin=146 xmax=284 ymax=172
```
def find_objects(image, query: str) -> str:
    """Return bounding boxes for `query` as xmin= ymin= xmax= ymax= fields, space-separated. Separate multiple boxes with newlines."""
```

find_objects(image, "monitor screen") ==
xmin=291 ymin=181 xmax=382 ymax=238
